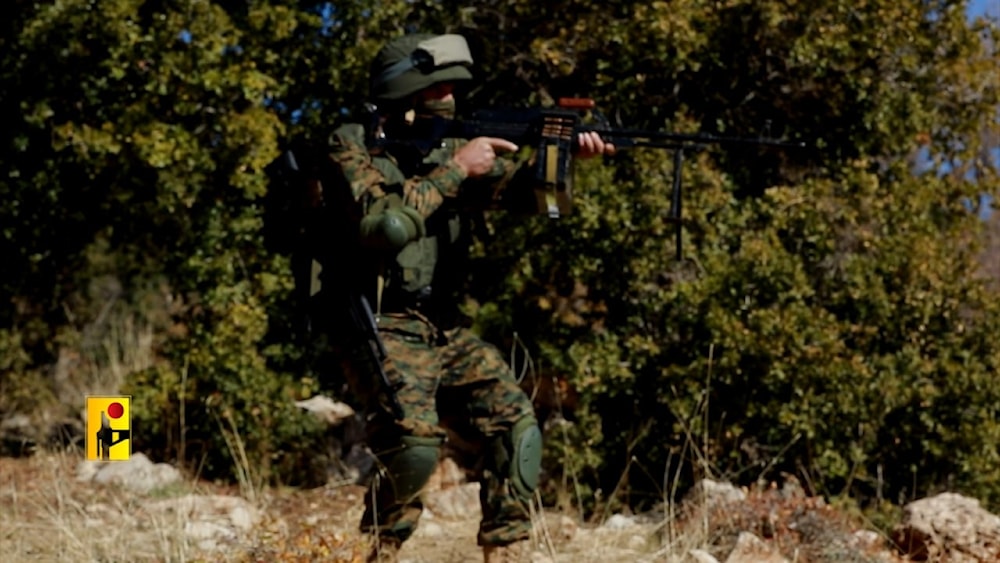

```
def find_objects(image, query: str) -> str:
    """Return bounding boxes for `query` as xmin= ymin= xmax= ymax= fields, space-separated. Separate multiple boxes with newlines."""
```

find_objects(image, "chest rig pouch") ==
xmin=369 ymin=143 xmax=462 ymax=302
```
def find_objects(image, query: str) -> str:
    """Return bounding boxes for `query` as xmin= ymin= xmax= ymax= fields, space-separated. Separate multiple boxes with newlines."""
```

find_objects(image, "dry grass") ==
xmin=0 ymin=305 xmax=910 ymax=562
xmin=0 ymin=450 xmax=195 ymax=562
xmin=0 ymin=449 xmax=372 ymax=563
xmin=1 ymin=448 xmax=911 ymax=563
xmin=0 ymin=449 xmax=682 ymax=563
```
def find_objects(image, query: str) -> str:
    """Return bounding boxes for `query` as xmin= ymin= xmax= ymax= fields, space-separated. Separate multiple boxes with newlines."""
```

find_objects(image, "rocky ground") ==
xmin=8 ymin=447 xmax=987 ymax=563
xmin=4 ymin=394 xmax=1000 ymax=563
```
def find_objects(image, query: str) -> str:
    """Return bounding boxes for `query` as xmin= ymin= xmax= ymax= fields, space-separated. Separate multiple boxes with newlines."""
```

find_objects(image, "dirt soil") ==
xmin=0 ymin=452 xmax=907 ymax=563
xmin=0 ymin=452 xmax=604 ymax=562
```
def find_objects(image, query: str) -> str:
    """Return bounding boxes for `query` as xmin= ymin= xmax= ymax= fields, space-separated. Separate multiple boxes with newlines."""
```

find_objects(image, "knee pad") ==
xmin=493 ymin=416 xmax=542 ymax=500
xmin=379 ymin=435 xmax=442 ymax=503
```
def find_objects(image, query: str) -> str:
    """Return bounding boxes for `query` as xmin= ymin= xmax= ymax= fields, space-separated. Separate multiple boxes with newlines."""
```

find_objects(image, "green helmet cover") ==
xmin=371 ymin=33 xmax=473 ymax=102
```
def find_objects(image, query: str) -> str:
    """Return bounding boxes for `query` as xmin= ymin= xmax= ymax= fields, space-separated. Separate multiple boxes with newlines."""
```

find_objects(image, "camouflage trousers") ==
xmin=337 ymin=312 xmax=538 ymax=547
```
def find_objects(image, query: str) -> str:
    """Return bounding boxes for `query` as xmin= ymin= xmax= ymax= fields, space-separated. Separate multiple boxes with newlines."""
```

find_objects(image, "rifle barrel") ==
xmin=405 ymin=114 xmax=805 ymax=151
xmin=583 ymin=126 xmax=805 ymax=150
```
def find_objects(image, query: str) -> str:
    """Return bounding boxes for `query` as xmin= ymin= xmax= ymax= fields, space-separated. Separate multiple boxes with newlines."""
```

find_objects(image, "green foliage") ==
xmin=461 ymin=0 xmax=1000 ymax=512
xmin=0 ymin=329 xmax=53 ymax=421
xmin=2 ymin=0 xmax=999 ymax=512
xmin=1 ymin=0 xmax=334 ymax=481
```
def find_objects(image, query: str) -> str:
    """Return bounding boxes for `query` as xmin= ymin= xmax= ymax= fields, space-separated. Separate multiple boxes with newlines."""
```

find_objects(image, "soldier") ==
xmin=318 ymin=33 xmax=613 ymax=562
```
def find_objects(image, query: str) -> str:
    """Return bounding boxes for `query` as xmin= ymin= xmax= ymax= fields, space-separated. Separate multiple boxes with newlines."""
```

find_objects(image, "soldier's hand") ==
xmin=576 ymin=131 xmax=616 ymax=159
xmin=453 ymin=137 xmax=519 ymax=178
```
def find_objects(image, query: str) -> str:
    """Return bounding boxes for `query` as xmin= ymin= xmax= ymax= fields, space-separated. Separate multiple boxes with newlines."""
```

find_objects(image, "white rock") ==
xmin=724 ymin=531 xmax=788 ymax=563
xmin=602 ymin=513 xmax=637 ymax=530
xmin=689 ymin=549 xmax=721 ymax=563
xmin=690 ymin=479 xmax=747 ymax=508
xmin=185 ymin=520 xmax=235 ymax=540
xmin=413 ymin=521 xmax=444 ymax=538
xmin=87 ymin=452 xmax=183 ymax=494
xmin=76 ymin=460 xmax=100 ymax=482
xmin=295 ymin=395 xmax=355 ymax=425
xmin=423 ymin=482 xmax=481 ymax=519
xmin=0 ymin=414 xmax=31 ymax=431
xmin=425 ymin=457 xmax=466 ymax=492
xmin=228 ymin=505 xmax=256 ymax=531
xmin=146 ymin=493 xmax=260 ymax=538
xmin=893 ymin=492 xmax=1000 ymax=562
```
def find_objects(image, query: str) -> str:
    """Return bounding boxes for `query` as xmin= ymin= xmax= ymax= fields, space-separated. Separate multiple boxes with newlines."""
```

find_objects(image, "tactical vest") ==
xmin=333 ymin=124 xmax=464 ymax=319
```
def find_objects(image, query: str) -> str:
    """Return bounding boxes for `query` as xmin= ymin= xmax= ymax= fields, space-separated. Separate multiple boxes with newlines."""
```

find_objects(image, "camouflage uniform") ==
xmin=320 ymin=99 xmax=541 ymax=550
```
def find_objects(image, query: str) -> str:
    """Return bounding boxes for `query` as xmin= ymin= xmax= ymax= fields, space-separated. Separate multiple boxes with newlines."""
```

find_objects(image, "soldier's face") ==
xmin=418 ymin=82 xmax=455 ymax=103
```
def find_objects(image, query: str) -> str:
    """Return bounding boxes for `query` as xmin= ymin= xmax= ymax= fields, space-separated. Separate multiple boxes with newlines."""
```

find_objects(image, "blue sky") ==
xmin=968 ymin=0 xmax=1000 ymax=18
xmin=966 ymin=0 xmax=998 ymax=220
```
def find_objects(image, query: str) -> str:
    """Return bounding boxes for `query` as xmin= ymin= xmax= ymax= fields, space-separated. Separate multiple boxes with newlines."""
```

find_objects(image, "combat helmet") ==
xmin=370 ymin=33 xmax=473 ymax=102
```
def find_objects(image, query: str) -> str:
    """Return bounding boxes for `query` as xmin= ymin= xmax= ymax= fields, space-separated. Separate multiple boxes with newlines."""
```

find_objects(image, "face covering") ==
xmin=417 ymin=97 xmax=456 ymax=119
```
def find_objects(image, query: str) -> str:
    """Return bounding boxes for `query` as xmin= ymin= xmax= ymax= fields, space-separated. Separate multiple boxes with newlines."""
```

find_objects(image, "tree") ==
xmin=2 ymin=0 xmax=998 ymax=508
xmin=453 ymin=0 xmax=1000 ymax=511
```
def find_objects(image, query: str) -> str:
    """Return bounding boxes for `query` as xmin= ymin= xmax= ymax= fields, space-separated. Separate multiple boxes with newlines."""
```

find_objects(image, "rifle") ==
xmin=341 ymin=290 xmax=406 ymax=420
xmin=372 ymin=98 xmax=805 ymax=259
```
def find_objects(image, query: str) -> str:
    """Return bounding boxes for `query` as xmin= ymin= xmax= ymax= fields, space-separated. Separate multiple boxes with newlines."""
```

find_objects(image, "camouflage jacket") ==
xmin=327 ymin=122 xmax=526 ymax=218
xmin=325 ymin=122 xmax=532 ymax=321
